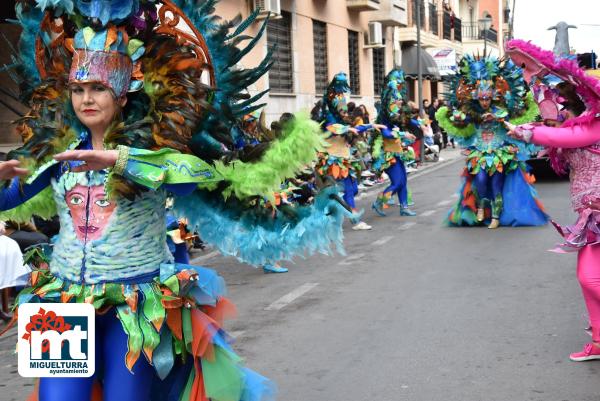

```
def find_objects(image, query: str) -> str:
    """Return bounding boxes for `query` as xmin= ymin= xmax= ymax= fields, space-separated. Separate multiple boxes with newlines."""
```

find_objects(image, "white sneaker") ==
xmin=352 ymin=221 xmax=372 ymax=230
xmin=381 ymin=172 xmax=389 ymax=180
xmin=406 ymin=167 xmax=418 ymax=173
xmin=363 ymin=179 xmax=375 ymax=186
xmin=361 ymin=170 xmax=375 ymax=177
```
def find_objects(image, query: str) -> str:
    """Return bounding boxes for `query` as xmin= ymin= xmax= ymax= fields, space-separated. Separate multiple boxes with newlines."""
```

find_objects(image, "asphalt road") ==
xmin=2 ymin=155 xmax=599 ymax=401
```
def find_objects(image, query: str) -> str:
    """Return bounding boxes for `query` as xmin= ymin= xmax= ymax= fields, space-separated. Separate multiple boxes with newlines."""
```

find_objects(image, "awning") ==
xmin=401 ymin=46 xmax=441 ymax=80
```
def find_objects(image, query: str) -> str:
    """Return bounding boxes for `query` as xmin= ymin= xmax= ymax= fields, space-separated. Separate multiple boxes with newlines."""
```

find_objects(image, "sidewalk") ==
xmin=0 ymin=323 xmax=34 ymax=401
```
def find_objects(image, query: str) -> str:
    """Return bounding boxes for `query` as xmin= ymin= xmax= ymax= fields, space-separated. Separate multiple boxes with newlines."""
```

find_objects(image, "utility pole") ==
xmin=416 ymin=0 xmax=423 ymax=117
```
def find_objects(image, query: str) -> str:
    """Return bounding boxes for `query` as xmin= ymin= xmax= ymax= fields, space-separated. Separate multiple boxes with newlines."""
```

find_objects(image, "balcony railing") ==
xmin=462 ymin=22 xmax=498 ymax=43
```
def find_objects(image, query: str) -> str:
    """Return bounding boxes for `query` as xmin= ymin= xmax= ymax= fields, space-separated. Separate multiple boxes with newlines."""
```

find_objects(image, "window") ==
xmin=372 ymin=42 xmax=385 ymax=96
xmin=429 ymin=2 xmax=438 ymax=36
xmin=313 ymin=20 xmax=328 ymax=94
xmin=348 ymin=30 xmax=360 ymax=94
xmin=267 ymin=11 xmax=293 ymax=93
xmin=412 ymin=0 xmax=425 ymax=28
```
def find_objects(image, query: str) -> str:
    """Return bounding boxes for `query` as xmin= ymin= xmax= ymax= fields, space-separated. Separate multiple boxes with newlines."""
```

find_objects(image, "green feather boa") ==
xmin=214 ymin=112 xmax=326 ymax=202
xmin=435 ymin=106 xmax=476 ymax=139
xmin=510 ymin=92 xmax=539 ymax=125
xmin=371 ymin=134 xmax=383 ymax=159
xmin=435 ymin=92 xmax=539 ymax=140
xmin=0 ymin=186 xmax=57 ymax=223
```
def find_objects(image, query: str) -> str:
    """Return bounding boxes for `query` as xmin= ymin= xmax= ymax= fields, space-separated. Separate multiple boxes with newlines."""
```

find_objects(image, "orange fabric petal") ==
xmin=204 ymin=297 xmax=237 ymax=327
xmin=330 ymin=164 xmax=340 ymax=179
xmin=166 ymin=309 xmax=183 ymax=341
xmin=131 ymin=61 xmax=144 ymax=80
xmin=190 ymin=358 xmax=209 ymax=401
xmin=27 ymin=379 xmax=39 ymax=401
xmin=105 ymin=26 xmax=118 ymax=51
xmin=190 ymin=309 xmax=217 ymax=361
xmin=91 ymin=381 xmax=103 ymax=401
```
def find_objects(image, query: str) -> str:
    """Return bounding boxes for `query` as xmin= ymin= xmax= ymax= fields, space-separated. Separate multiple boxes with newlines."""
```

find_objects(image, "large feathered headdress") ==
xmin=505 ymin=39 xmax=600 ymax=127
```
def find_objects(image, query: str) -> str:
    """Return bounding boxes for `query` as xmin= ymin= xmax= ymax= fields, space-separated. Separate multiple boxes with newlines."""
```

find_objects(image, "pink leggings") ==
xmin=577 ymin=244 xmax=600 ymax=342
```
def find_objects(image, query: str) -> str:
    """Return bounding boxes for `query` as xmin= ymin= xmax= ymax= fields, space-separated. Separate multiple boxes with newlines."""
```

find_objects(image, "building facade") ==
xmin=0 ymin=0 xmax=509 ymax=148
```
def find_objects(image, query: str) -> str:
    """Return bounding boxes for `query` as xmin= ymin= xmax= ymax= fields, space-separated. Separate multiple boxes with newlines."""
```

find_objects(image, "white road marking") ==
xmin=420 ymin=210 xmax=437 ymax=217
xmin=436 ymin=199 xmax=453 ymax=207
xmin=398 ymin=222 xmax=417 ymax=231
xmin=338 ymin=253 xmax=366 ymax=265
xmin=372 ymin=236 xmax=394 ymax=246
xmin=451 ymin=193 xmax=459 ymax=198
xmin=265 ymin=283 xmax=319 ymax=311
xmin=190 ymin=250 xmax=220 ymax=265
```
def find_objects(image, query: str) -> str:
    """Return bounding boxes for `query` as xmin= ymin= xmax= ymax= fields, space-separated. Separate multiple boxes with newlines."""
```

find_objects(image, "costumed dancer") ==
xmin=0 ymin=1 xmax=353 ymax=400
xmin=505 ymin=39 xmax=600 ymax=361
xmin=370 ymin=69 xmax=417 ymax=217
xmin=316 ymin=72 xmax=382 ymax=231
xmin=435 ymin=54 xmax=548 ymax=229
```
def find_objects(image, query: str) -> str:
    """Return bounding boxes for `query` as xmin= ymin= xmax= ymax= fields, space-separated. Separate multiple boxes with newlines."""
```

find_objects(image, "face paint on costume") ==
xmin=66 ymin=184 xmax=116 ymax=242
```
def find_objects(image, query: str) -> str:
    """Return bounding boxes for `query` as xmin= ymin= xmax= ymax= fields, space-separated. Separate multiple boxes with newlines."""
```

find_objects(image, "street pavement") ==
xmin=2 ymin=150 xmax=600 ymax=400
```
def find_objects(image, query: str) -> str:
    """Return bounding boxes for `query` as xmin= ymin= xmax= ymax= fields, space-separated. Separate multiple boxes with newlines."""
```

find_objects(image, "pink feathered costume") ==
xmin=507 ymin=39 xmax=600 ymax=344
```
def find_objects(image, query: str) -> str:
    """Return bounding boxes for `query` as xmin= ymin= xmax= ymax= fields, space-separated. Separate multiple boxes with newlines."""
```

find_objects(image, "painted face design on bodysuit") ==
xmin=481 ymin=130 xmax=495 ymax=142
xmin=66 ymin=184 xmax=116 ymax=242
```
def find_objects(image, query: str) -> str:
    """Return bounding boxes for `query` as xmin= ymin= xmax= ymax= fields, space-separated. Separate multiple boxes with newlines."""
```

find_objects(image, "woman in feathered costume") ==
xmin=435 ymin=54 xmax=548 ymax=229
xmin=505 ymin=39 xmax=600 ymax=361
xmin=315 ymin=72 xmax=384 ymax=230
xmin=0 ymin=1 xmax=353 ymax=399
xmin=370 ymin=68 xmax=417 ymax=217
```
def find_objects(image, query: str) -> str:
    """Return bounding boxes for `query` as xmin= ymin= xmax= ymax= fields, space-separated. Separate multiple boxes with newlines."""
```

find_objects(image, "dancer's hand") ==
xmin=504 ymin=121 xmax=525 ymax=141
xmin=0 ymin=160 xmax=29 ymax=180
xmin=405 ymin=133 xmax=417 ymax=141
xmin=54 ymin=149 xmax=119 ymax=172
xmin=583 ymin=196 xmax=600 ymax=210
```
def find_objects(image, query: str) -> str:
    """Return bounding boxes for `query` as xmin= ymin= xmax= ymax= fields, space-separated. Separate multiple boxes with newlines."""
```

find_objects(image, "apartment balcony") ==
xmin=462 ymin=22 xmax=498 ymax=44
xmin=369 ymin=0 xmax=408 ymax=26
xmin=461 ymin=22 xmax=500 ymax=55
xmin=346 ymin=0 xmax=381 ymax=11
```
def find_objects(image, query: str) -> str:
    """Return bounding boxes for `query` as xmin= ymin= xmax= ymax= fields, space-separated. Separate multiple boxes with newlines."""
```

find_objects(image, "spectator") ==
xmin=4 ymin=220 xmax=49 ymax=253
xmin=437 ymin=99 xmax=455 ymax=148
xmin=310 ymin=99 xmax=323 ymax=122
xmin=0 ymin=221 xmax=30 ymax=322
xmin=408 ymin=102 xmax=424 ymax=163
xmin=424 ymin=99 xmax=440 ymax=149
xmin=358 ymin=104 xmax=371 ymax=124
xmin=352 ymin=106 xmax=366 ymax=126
xmin=347 ymin=102 xmax=356 ymax=116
